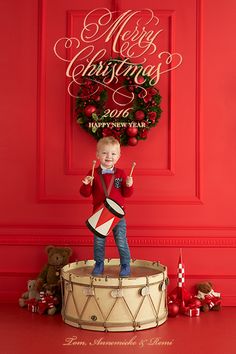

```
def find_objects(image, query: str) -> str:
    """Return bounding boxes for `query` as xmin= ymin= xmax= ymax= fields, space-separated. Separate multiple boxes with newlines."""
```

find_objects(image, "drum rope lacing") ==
xmin=104 ymin=278 xmax=139 ymax=330
xmin=62 ymin=275 xmax=82 ymax=328
xmin=155 ymin=273 xmax=166 ymax=325
xmin=70 ymin=274 xmax=83 ymax=328
xmin=78 ymin=278 xmax=97 ymax=324
xmin=64 ymin=279 xmax=166 ymax=328
xmin=144 ymin=276 xmax=160 ymax=325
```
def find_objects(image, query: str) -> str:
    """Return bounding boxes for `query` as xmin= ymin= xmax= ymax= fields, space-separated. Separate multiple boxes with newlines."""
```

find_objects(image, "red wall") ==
xmin=1 ymin=0 xmax=236 ymax=305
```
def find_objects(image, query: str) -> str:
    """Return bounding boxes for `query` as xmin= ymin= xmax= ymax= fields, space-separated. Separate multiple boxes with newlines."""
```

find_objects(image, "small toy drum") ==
xmin=86 ymin=197 xmax=125 ymax=238
xmin=61 ymin=259 xmax=168 ymax=332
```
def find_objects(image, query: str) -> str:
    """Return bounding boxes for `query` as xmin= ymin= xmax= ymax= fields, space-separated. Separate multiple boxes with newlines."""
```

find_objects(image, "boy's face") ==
xmin=96 ymin=143 xmax=120 ymax=168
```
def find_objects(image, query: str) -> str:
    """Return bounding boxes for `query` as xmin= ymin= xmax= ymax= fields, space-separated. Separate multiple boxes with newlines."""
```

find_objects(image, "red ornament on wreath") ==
xmin=75 ymin=58 xmax=162 ymax=146
xmin=84 ymin=105 xmax=96 ymax=117
xmin=135 ymin=110 xmax=145 ymax=121
xmin=128 ymin=137 xmax=138 ymax=146
xmin=126 ymin=126 xmax=138 ymax=137
xmin=148 ymin=111 xmax=157 ymax=123
xmin=139 ymin=129 xmax=148 ymax=139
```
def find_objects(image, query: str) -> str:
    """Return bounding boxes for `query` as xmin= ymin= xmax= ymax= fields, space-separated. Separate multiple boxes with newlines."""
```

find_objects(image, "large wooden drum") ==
xmin=61 ymin=259 xmax=168 ymax=332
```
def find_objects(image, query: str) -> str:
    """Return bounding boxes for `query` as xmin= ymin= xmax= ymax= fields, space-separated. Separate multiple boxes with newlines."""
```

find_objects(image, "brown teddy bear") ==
xmin=196 ymin=281 xmax=222 ymax=312
xmin=36 ymin=245 xmax=72 ymax=295
xmin=19 ymin=279 xmax=40 ymax=307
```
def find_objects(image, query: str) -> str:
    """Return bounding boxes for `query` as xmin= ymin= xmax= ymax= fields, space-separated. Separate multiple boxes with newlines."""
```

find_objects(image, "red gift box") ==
xmin=184 ymin=307 xmax=200 ymax=317
xmin=26 ymin=298 xmax=39 ymax=313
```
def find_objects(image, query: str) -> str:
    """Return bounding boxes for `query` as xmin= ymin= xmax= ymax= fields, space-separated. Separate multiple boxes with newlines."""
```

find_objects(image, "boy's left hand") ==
xmin=126 ymin=176 xmax=133 ymax=187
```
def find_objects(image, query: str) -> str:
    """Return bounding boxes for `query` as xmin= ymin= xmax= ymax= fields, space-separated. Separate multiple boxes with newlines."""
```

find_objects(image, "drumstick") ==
xmin=129 ymin=162 xmax=136 ymax=177
xmin=91 ymin=160 xmax=96 ymax=186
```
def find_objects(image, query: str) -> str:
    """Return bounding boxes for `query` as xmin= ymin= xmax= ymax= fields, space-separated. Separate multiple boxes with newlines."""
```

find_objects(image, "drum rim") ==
xmin=62 ymin=259 xmax=168 ymax=283
xmin=104 ymin=197 xmax=125 ymax=218
xmin=86 ymin=219 xmax=107 ymax=238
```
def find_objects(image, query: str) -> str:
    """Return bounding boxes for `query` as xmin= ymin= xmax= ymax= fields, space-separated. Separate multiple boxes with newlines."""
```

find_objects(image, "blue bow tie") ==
xmin=101 ymin=169 xmax=114 ymax=174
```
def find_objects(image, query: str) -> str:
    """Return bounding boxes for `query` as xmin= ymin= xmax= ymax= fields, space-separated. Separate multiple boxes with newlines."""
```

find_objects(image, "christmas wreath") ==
xmin=76 ymin=58 xmax=162 ymax=146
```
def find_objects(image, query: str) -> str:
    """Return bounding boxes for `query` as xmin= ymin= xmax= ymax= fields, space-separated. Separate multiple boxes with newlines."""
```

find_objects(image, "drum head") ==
xmin=105 ymin=197 xmax=125 ymax=218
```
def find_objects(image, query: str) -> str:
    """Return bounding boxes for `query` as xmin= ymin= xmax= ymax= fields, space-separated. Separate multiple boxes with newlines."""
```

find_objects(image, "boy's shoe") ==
xmin=91 ymin=261 xmax=104 ymax=276
xmin=119 ymin=264 xmax=130 ymax=277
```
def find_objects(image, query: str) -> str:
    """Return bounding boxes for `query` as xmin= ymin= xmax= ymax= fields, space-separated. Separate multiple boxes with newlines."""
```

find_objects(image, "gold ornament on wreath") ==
xmin=76 ymin=58 xmax=162 ymax=146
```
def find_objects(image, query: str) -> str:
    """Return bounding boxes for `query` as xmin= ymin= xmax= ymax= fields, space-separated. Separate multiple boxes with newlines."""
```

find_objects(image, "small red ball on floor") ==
xmin=168 ymin=302 xmax=179 ymax=317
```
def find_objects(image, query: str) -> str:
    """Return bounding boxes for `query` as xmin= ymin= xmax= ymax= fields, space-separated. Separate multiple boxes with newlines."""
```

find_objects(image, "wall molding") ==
xmin=1 ymin=223 xmax=236 ymax=232
xmin=3 ymin=223 xmax=236 ymax=230
xmin=1 ymin=235 xmax=236 ymax=247
xmin=37 ymin=0 xmax=202 ymax=204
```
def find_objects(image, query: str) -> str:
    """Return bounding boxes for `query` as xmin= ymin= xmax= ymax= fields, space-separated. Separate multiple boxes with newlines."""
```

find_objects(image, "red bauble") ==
xmin=147 ymin=111 xmax=157 ymax=123
xmin=136 ymin=75 xmax=145 ymax=84
xmin=148 ymin=87 xmax=157 ymax=96
xmin=135 ymin=110 xmax=145 ymax=121
xmin=143 ymin=94 xmax=152 ymax=103
xmin=102 ymin=128 xmax=112 ymax=137
xmin=84 ymin=105 xmax=96 ymax=117
xmin=128 ymin=137 xmax=138 ymax=146
xmin=139 ymin=129 xmax=148 ymax=139
xmin=168 ymin=302 xmax=179 ymax=317
xmin=126 ymin=127 xmax=138 ymax=137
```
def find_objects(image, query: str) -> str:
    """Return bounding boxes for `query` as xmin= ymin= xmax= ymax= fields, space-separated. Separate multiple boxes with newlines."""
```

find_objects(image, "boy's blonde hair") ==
xmin=97 ymin=136 xmax=120 ymax=152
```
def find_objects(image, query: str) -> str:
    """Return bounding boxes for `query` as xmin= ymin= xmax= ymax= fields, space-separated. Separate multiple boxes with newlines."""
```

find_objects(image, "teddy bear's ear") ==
xmin=45 ymin=245 xmax=55 ymax=254
xmin=64 ymin=247 xmax=72 ymax=257
xmin=207 ymin=281 xmax=213 ymax=287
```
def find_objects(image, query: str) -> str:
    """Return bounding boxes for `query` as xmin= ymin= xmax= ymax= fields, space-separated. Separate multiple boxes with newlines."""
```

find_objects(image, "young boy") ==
xmin=80 ymin=136 xmax=134 ymax=277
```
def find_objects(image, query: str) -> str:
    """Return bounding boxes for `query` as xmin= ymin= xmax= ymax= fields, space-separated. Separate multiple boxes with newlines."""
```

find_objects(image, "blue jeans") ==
xmin=94 ymin=218 xmax=131 ymax=265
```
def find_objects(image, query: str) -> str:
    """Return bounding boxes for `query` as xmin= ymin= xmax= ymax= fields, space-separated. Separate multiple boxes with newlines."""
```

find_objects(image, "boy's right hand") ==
xmin=82 ymin=176 xmax=94 ymax=185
